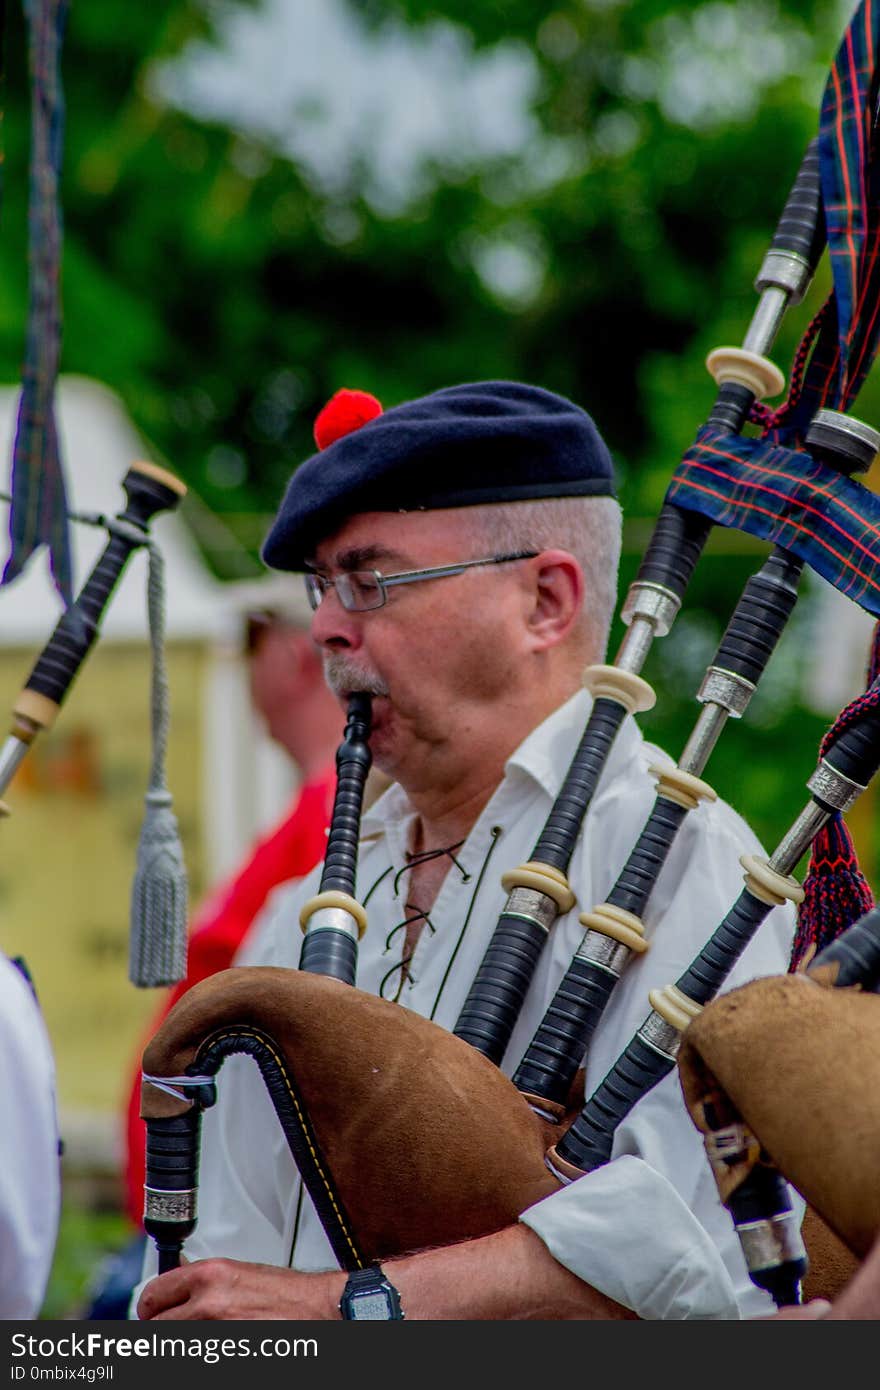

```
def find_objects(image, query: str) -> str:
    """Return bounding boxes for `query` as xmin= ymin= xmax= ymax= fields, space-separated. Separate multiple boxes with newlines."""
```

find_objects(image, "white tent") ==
xmin=0 ymin=375 xmax=305 ymax=1129
xmin=0 ymin=374 xmax=295 ymax=884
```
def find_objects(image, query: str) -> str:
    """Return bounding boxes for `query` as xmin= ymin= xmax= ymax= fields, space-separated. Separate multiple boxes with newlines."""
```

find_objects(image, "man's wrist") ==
xmin=339 ymin=1264 xmax=405 ymax=1320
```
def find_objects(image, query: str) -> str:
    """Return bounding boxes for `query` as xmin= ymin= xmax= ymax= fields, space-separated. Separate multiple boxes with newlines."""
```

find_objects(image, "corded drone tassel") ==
xmin=789 ymin=620 xmax=880 ymax=971
xmin=129 ymin=541 xmax=188 ymax=987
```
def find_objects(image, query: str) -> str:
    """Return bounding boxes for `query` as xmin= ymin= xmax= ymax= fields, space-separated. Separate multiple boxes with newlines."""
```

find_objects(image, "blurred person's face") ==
xmin=247 ymin=617 xmax=302 ymax=743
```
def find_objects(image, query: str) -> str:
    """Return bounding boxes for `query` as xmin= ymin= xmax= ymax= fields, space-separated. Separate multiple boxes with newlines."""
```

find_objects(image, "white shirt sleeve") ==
xmin=520 ymin=1156 xmax=744 ymax=1319
xmin=0 ymin=957 xmax=60 ymax=1319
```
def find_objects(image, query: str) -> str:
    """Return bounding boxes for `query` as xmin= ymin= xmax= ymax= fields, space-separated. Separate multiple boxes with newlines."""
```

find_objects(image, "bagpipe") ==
xmin=677 ymin=903 xmax=880 ymax=1302
xmin=0 ymin=460 xmax=191 ymax=987
xmin=0 ymin=1 xmax=191 ymax=989
xmin=140 ymin=0 xmax=880 ymax=1312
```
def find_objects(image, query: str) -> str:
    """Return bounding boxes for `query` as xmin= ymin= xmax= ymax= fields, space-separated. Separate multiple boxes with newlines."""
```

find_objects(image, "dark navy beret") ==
xmin=262 ymin=380 xmax=617 ymax=571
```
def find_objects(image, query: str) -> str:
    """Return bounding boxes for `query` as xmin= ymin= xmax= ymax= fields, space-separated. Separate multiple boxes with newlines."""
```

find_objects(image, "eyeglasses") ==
xmin=304 ymin=551 xmax=539 ymax=613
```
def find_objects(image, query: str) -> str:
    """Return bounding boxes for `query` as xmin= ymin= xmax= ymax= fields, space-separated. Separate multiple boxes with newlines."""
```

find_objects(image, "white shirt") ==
xmin=139 ymin=691 xmax=797 ymax=1319
xmin=0 ymin=954 xmax=60 ymax=1319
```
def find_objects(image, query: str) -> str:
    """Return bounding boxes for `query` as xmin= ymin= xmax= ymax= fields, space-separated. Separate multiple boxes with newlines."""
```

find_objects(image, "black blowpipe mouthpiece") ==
xmin=299 ymin=691 xmax=373 ymax=983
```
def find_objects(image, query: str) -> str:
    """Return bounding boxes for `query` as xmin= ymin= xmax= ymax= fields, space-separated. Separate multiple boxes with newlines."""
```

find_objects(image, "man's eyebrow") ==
xmin=307 ymin=545 xmax=412 ymax=572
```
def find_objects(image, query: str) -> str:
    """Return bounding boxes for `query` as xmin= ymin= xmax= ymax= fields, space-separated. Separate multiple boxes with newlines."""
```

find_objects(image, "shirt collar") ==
xmin=504 ymin=687 xmax=642 ymax=800
xmin=361 ymin=687 xmax=643 ymax=838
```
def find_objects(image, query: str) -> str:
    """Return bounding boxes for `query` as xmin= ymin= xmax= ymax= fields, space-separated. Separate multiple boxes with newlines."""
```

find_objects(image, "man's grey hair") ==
xmin=462 ymin=496 xmax=622 ymax=659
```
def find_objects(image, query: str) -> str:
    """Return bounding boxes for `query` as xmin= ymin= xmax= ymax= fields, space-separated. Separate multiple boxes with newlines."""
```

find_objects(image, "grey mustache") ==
xmin=323 ymin=655 xmax=389 ymax=699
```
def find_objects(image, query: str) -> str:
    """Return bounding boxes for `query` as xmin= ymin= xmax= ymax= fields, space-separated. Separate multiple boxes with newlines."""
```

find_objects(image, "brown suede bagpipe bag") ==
xmin=677 ymin=970 xmax=880 ymax=1299
xmin=141 ymin=966 xmax=564 ymax=1264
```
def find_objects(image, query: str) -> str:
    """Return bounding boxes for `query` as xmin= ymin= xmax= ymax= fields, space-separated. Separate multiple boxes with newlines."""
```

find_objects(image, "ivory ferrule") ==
xmin=645 ymin=984 xmax=702 ymax=1037
xmin=130 ymin=460 xmax=188 ymax=497
xmin=740 ymin=854 xmax=804 ymax=908
xmin=500 ymin=862 xmax=575 ymax=914
xmin=650 ymin=764 xmax=717 ymax=812
xmin=706 ymin=346 xmax=785 ymax=400
xmin=299 ymin=894 xmax=367 ymax=940
xmin=582 ymin=665 xmax=656 ymax=715
xmin=578 ymin=904 xmax=648 ymax=956
xmin=13 ymin=689 xmax=60 ymax=732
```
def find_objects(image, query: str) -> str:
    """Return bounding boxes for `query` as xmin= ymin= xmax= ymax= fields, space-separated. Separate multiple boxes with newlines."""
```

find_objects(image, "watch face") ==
xmin=347 ymin=1289 xmax=394 ymax=1320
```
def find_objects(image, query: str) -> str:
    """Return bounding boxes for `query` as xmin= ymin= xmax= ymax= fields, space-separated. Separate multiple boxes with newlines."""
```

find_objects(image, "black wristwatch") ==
xmin=339 ymin=1265 xmax=405 ymax=1320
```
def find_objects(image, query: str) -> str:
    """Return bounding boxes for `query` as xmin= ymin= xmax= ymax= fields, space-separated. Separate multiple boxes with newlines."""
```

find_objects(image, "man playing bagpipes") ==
xmin=134 ymin=381 xmax=796 ymax=1321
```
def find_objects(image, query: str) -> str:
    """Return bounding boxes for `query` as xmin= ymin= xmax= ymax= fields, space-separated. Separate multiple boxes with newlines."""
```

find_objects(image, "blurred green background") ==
xmin=0 ymin=0 xmax=878 ymax=1315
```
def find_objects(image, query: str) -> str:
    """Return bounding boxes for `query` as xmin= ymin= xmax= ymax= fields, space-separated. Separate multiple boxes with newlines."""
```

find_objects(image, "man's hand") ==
xmin=136 ymin=1259 xmax=341 ymax=1321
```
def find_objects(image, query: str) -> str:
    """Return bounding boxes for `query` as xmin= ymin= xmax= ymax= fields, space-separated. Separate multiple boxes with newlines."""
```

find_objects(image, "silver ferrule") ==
xmin=304 ymin=906 xmax=361 ymax=940
xmin=574 ymin=929 xmax=632 ymax=978
xmin=677 ymin=703 xmax=730 ymax=777
xmin=0 ymin=734 xmax=30 ymax=797
xmin=769 ymin=800 xmax=831 ymax=878
xmin=696 ymin=667 xmax=756 ymax=718
xmin=807 ymin=758 xmax=868 ymax=814
xmin=736 ymin=1210 xmax=807 ymax=1275
xmin=619 ymin=582 xmax=681 ymax=641
xmin=503 ymin=887 xmax=560 ymax=933
xmin=807 ymin=408 xmax=880 ymax=470
xmin=144 ymin=1188 xmax=197 ymax=1223
xmin=754 ymin=250 xmax=811 ymax=303
xmin=638 ymin=1010 xmax=682 ymax=1062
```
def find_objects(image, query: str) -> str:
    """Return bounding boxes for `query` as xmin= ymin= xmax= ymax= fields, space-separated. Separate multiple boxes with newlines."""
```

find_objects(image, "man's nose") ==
xmin=309 ymin=586 xmax=361 ymax=650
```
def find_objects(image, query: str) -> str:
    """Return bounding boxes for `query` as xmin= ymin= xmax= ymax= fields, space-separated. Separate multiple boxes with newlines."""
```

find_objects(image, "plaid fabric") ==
xmin=2 ymin=0 xmax=72 ymax=606
xmin=668 ymin=429 xmax=880 ymax=617
xmin=666 ymin=0 xmax=880 ymax=963
xmin=667 ymin=0 xmax=880 ymax=617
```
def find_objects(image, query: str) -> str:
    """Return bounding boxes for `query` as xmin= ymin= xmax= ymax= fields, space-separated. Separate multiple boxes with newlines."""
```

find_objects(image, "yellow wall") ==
xmin=0 ymin=641 xmax=207 ymax=1115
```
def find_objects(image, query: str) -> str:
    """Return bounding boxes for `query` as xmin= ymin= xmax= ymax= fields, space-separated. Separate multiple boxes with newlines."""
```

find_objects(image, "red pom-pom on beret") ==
xmin=313 ymin=388 xmax=383 ymax=450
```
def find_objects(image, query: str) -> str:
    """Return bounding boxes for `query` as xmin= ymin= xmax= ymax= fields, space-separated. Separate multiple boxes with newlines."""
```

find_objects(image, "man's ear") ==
xmin=524 ymin=550 xmax=585 ymax=650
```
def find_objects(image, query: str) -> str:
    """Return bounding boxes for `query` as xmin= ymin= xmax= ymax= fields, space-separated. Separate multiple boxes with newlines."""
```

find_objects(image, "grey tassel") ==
xmin=128 ymin=540 xmax=188 ymax=987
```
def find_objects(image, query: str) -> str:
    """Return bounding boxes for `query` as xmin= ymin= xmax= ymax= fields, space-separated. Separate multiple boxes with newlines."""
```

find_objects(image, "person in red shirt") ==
xmin=122 ymin=587 xmax=344 ymax=1230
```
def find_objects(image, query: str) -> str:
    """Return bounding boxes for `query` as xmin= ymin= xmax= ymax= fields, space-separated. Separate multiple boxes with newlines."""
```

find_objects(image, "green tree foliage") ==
xmin=0 ymin=0 xmax=873 ymax=852
xmin=0 ymin=1 xmax=861 ymax=524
